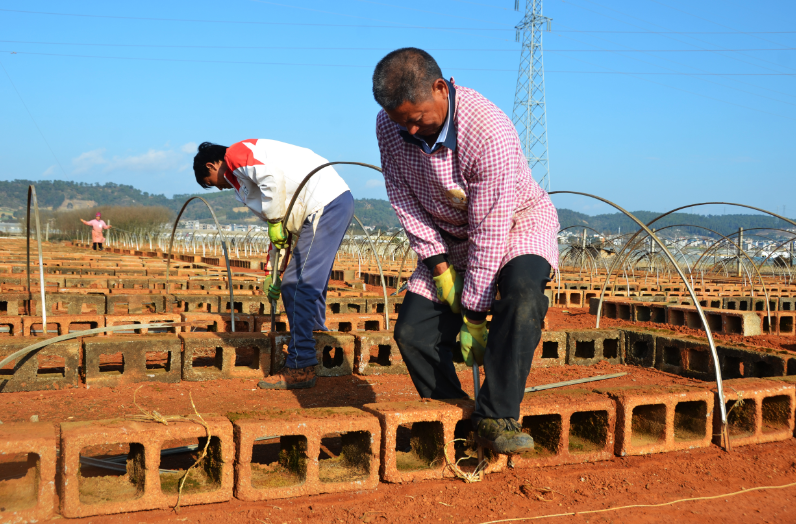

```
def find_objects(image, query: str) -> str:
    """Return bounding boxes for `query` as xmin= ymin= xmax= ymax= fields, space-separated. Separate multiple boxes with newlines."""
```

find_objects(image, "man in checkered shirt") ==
xmin=372 ymin=48 xmax=560 ymax=455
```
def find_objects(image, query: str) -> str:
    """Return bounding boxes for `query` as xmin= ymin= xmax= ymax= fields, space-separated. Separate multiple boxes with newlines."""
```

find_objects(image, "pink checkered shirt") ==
xmin=376 ymin=81 xmax=560 ymax=313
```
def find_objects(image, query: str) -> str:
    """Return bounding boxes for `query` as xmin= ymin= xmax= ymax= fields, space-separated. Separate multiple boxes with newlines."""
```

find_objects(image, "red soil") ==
xmin=3 ymin=361 xmax=795 ymax=523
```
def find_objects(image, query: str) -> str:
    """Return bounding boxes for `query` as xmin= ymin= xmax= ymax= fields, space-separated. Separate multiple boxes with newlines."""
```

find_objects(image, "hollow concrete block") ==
xmin=595 ymin=384 xmax=714 ymax=456
xmin=232 ymin=407 xmax=380 ymax=501
xmin=0 ymin=422 xmax=57 ymax=524
xmin=0 ymin=337 xmax=80 ymax=393
xmin=60 ymin=416 xmax=234 ymax=518
xmin=83 ymin=335 xmax=182 ymax=387
xmin=353 ymin=330 xmax=406 ymax=375
xmin=511 ymin=388 xmax=616 ymax=468
xmin=712 ymin=378 xmax=795 ymax=447
xmin=180 ymin=332 xmax=270 ymax=381
xmin=361 ymin=399 xmax=504 ymax=484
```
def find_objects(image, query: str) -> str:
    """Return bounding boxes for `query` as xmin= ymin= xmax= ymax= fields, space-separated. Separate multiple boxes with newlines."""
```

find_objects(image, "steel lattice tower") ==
xmin=512 ymin=0 xmax=552 ymax=191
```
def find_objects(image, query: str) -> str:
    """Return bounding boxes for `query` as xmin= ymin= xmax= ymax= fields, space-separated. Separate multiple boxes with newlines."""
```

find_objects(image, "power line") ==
xmin=552 ymin=31 xmax=796 ymax=105
xmin=251 ymin=0 xmax=509 ymax=27
xmin=563 ymin=0 xmax=795 ymax=73
xmin=5 ymin=49 xmax=795 ymax=76
xmin=2 ymin=40 xmax=794 ymax=52
xmin=0 ymin=8 xmax=507 ymax=31
xmin=2 ymin=9 xmax=793 ymax=34
xmin=348 ymin=0 xmax=513 ymax=26
xmin=0 ymin=62 xmax=67 ymax=176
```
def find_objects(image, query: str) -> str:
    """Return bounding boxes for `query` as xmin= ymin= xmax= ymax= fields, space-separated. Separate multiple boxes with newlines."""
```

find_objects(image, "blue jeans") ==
xmin=281 ymin=191 xmax=354 ymax=369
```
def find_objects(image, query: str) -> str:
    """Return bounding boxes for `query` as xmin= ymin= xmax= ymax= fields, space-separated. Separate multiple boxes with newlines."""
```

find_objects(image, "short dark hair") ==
xmin=193 ymin=142 xmax=228 ymax=189
xmin=372 ymin=48 xmax=443 ymax=110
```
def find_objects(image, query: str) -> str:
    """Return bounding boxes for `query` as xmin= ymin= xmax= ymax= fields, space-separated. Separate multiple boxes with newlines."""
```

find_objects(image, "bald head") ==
xmin=372 ymin=48 xmax=444 ymax=110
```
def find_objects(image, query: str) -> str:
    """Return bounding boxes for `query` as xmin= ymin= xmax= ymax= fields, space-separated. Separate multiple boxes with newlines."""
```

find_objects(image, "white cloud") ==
xmin=42 ymin=165 xmax=57 ymax=177
xmin=72 ymin=149 xmax=108 ymax=173
xmin=181 ymin=142 xmax=198 ymax=154
xmin=106 ymin=149 xmax=183 ymax=172
xmin=365 ymin=179 xmax=384 ymax=188
xmin=71 ymin=145 xmax=191 ymax=175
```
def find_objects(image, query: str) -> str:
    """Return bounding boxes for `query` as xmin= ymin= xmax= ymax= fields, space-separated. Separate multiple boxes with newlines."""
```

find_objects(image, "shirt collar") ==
xmin=398 ymin=78 xmax=457 ymax=154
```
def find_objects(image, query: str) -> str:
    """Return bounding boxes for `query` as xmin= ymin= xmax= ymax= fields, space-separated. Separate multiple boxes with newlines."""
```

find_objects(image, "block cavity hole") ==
xmin=78 ymin=443 xmax=145 ymax=505
xmin=518 ymin=414 xmax=561 ymax=459
xmin=674 ymin=401 xmax=707 ymax=441
xmin=569 ymin=411 xmax=608 ymax=454
xmin=762 ymin=395 xmax=792 ymax=434
xmin=318 ymin=431 xmax=371 ymax=483
xmin=99 ymin=352 xmax=125 ymax=375
xmin=574 ymin=340 xmax=595 ymax=360
xmin=250 ymin=435 xmax=307 ymax=489
xmin=369 ymin=345 xmax=392 ymax=367
xmin=234 ymin=346 xmax=260 ymax=370
xmin=541 ymin=341 xmax=559 ymax=359
xmin=0 ymin=452 xmax=39 ymax=512
xmin=322 ymin=346 xmax=344 ymax=369
xmin=630 ymin=404 xmax=666 ymax=447
xmin=37 ymin=354 xmax=65 ymax=377
xmin=452 ymin=419 xmax=497 ymax=472
xmin=396 ymin=421 xmax=444 ymax=472
xmin=192 ymin=347 xmax=222 ymax=370
xmin=159 ymin=437 xmax=223 ymax=494
xmin=663 ymin=346 xmax=681 ymax=367
xmin=145 ymin=351 xmax=171 ymax=373
xmin=726 ymin=399 xmax=756 ymax=439
xmin=603 ymin=339 xmax=619 ymax=360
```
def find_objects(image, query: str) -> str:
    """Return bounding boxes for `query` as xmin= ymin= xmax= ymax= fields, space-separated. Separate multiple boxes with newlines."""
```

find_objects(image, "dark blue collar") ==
xmin=398 ymin=79 xmax=457 ymax=154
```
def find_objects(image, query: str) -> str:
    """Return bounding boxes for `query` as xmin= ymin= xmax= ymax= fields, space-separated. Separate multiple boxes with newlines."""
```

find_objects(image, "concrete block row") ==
xmin=589 ymin=297 xmax=763 ymax=337
xmin=4 ymin=377 xmax=795 ymax=520
xmin=621 ymin=329 xmax=794 ymax=381
xmin=0 ymin=330 xmax=405 ymax=392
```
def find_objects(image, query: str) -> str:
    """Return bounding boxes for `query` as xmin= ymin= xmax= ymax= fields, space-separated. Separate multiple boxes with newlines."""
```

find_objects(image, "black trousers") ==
xmin=394 ymin=254 xmax=551 ymax=423
xmin=92 ymin=242 xmax=103 ymax=251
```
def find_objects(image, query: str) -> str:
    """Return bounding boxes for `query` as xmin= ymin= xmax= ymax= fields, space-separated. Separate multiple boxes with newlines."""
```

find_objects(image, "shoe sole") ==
xmin=475 ymin=435 xmax=534 ymax=455
xmin=257 ymin=378 xmax=317 ymax=390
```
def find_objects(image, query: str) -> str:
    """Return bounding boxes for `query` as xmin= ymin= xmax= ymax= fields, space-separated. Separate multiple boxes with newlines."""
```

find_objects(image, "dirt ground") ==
xmin=4 ymin=307 xmax=796 ymax=522
xmin=59 ymin=439 xmax=796 ymax=524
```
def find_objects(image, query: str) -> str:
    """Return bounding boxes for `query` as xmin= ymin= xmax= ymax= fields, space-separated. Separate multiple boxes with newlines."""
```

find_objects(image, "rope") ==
xmin=477 ymin=480 xmax=796 ymax=523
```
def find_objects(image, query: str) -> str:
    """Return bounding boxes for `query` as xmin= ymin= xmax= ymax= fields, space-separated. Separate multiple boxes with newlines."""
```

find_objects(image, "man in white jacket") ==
xmin=193 ymin=140 xmax=354 ymax=389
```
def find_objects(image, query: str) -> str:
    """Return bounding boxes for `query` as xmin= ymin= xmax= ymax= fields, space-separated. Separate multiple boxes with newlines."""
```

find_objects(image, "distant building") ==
xmin=0 ymin=222 xmax=21 ymax=233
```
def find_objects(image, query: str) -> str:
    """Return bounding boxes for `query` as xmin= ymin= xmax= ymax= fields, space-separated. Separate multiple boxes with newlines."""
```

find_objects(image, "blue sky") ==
xmin=0 ymin=0 xmax=793 ymax=216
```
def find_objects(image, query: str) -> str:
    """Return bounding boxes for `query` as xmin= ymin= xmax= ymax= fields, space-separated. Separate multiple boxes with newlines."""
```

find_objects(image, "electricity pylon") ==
xmin=512 ymin=0 xmax=552 ymax=191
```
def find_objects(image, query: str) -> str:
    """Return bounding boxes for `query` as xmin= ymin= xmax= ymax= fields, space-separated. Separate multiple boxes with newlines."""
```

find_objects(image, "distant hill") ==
xmin=557 ymin=208 xmax=794 ymax=238
xmin=1 ymin=179 xmax=792 ymax=236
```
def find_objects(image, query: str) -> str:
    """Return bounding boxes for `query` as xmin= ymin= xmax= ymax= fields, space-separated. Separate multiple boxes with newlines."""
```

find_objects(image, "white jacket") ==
xmin=223 ymin=139 xmax=350 ymax=234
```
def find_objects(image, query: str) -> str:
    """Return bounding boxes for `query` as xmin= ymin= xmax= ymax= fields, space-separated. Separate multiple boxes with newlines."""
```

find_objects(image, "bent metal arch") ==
xmin=550 ymin=191 xmax=733 ymax=447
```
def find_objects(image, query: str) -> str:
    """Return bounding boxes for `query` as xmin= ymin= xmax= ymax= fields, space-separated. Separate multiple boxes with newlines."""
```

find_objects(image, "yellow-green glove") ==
xmin=432 ymin=265 xmax=463 ymax=314
xmin=460 ymin=316 xmax=487 ymax=367
xmin=268 ymin=277 xmax=281 ymax=302
xmin=268 ymin=221 xmax=288 ymax=249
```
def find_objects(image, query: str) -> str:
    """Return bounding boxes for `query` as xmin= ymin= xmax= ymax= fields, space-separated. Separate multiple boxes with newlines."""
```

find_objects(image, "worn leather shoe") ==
xmin=475 ymin=417 xmax=534 ymax=454
xmin=258 ymin=366 xmax=317 ymax=390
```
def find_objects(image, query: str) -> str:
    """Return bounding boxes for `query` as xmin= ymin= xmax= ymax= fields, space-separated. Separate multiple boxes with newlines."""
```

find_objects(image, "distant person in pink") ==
xmin=81 ymin=212 xmax=111 ymax=251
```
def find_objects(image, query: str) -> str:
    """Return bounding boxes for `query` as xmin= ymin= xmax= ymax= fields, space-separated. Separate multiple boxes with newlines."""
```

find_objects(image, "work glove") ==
xmin=268 ymin=221 xmax=288 ymax=249
xmin=432 ymin=265 xmax=463 ymax=314
xmin=268 ymin=277 xmax=281 ymax=303
xmin=460 ymin=316 xmax=487 ymax=367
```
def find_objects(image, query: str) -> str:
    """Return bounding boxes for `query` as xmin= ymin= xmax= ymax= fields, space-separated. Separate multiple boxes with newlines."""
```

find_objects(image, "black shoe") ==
xmin=475 ymin=418 xmax=534 ymax=454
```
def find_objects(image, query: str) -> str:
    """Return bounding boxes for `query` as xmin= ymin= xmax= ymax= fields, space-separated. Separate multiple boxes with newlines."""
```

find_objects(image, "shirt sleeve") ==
xmin=460 ymin=135 xmax=520 ymax=313
xmin=377 ymin=123 xmax=448 ymax=261
xmin=225 ymin=140 xmax=286 ymax=222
